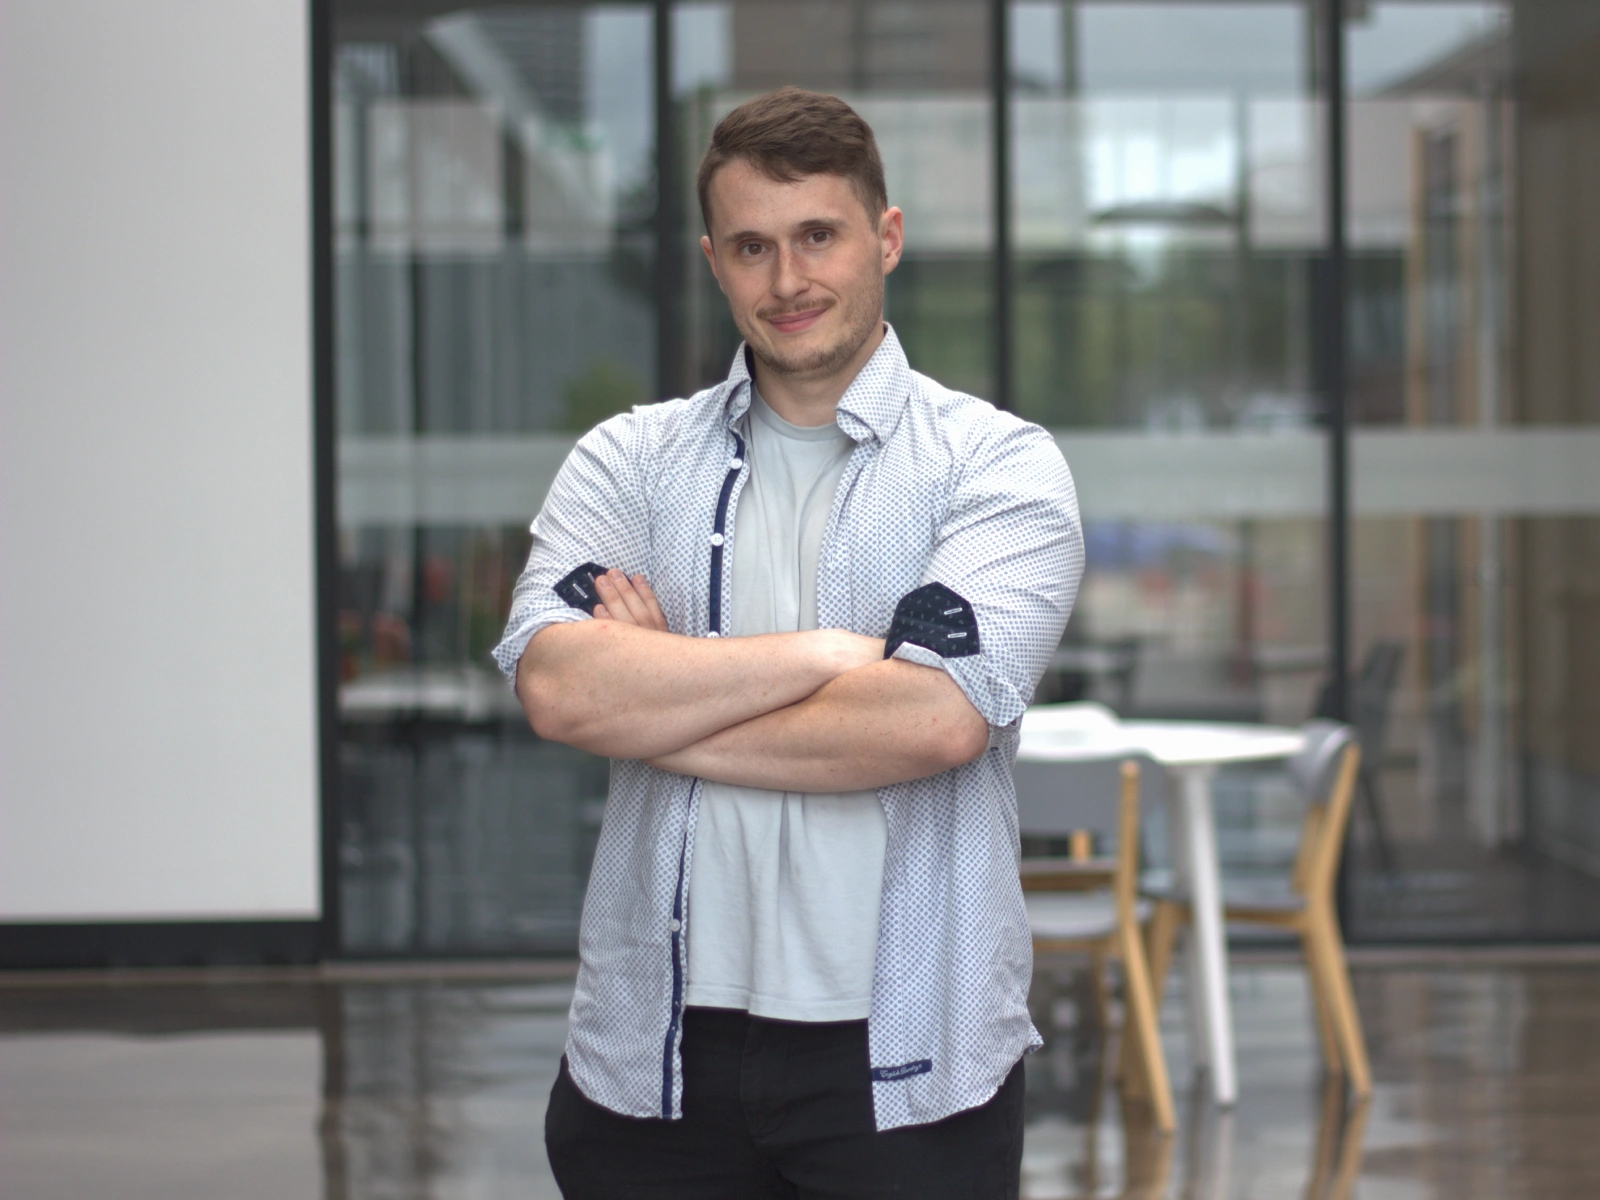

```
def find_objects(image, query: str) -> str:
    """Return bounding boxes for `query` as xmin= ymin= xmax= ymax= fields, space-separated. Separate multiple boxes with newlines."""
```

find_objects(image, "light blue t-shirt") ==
xmin=683 ymin=393 xmax=889 ymax=1022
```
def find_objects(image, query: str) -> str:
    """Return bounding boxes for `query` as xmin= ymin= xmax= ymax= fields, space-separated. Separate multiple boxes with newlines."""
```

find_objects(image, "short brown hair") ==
xmin=696 ymin=87 xmax=888 ymax=231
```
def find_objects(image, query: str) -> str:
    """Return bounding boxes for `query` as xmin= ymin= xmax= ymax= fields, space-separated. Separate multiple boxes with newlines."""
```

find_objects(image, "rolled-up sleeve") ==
xmin=889 ymin=418 xmax=1084 ymax=730
xmin=491 ymin=411 xmax=653 ymax=684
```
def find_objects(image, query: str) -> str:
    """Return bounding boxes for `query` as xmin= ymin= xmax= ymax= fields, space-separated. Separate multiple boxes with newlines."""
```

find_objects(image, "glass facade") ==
xmin=331 ymin=4 xmax=655 ymax=951
xmin=1341 ymin=1 xmax=1600 ymax=937
xmin=328 ymin=0 xmax=1600 ymax=953
xmin=674 ymin=1 xmax=995 ymax=397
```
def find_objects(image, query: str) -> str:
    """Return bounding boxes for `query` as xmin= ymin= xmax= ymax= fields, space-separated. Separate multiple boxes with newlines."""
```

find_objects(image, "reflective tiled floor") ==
xmin=4 ymin=955 xmax=1599 ymax=1198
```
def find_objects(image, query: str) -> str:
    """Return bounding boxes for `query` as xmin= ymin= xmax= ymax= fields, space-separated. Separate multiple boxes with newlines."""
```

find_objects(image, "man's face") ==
xmin=700 ymin=160 xmax=903 ymax=383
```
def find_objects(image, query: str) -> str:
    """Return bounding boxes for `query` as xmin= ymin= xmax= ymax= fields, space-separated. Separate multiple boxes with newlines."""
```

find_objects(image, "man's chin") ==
xmin=753 ymin=341 xmax=854 ymax=379
xmin=748 ymin=324 xmax=870 ymax=379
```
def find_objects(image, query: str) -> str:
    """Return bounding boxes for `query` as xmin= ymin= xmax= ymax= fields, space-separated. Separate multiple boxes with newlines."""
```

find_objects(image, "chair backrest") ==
xmin=1288 ymin=720 xmax=1354 ymax=802
xmin=1287 ymin=721 xmax=1361 ymax=900
xmin=1311 ymin=640 xmax=1404 ymax=758
xmin=1013 ymin=753 xmax=1162 ymax=846
xmin=1351 ymin=640 xmax=1404 ymax=758
xmin=1017 ymin=757 xmax=1148 ymax=928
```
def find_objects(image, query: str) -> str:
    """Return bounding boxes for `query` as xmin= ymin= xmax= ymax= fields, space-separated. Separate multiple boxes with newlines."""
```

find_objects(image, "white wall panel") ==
xmin=0 ymin=1 xmax=317 ymax=918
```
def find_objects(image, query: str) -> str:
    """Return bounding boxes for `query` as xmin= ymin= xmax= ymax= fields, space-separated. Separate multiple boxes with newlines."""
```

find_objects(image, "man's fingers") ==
xmin=592 ymin=570 xmax=668 ymax=631
xmin=599 ymin=570 xmax=655 ymax=627
xmin=592 ymin=602 xmax=612 ymax=620
xmin=592 ymin=574 xmax=637 ymax=625
xmin=631 ymin=575 xmax=669 ymax=631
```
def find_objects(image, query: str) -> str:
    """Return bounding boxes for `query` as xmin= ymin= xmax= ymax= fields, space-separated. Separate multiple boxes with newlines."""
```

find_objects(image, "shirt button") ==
xmin=730 ymin=457 xmax=743 ymax=470
xmin=669 ymin=919 xmax=681 ymax=933
xmin=710 ymin=532 xmax=724 ymax=546
xmin=706 ymin=631 xmax=720 ymax=638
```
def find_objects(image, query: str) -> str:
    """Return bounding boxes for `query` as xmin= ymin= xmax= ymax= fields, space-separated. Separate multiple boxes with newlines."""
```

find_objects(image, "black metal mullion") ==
xmin=1322 ymin=0 xmax=1355 ymax=933
xmin=310 ymin=0 xmax=342 ymax=960
xmin=655 ymin=1 xmax=683 ymax=400
xmin=991 ymin=0 xmax=1012 ymax=411
xmin=1325 ymin=0 xmax=1350 ymax=725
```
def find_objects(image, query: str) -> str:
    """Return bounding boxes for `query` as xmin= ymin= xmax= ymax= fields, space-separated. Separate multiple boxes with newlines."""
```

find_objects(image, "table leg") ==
xmin=1175 ymin=764 xmax=1237 ymax=1106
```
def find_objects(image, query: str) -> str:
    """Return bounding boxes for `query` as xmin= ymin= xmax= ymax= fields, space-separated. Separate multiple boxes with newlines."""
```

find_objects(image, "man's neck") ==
xmin=751 ymin=321 xmax=886 ymax=428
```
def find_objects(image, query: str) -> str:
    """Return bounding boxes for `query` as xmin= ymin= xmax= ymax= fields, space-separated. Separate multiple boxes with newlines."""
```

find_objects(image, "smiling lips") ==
xmin=763 ymin=305 xmax=830 ymax=334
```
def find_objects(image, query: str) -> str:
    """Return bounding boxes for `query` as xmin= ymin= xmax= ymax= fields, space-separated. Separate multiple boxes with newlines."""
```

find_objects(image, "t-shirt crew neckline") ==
xmin=748 ymin=389 xmax=853 ymax=443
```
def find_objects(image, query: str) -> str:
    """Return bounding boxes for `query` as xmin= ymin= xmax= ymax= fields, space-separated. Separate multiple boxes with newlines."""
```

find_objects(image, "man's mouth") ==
xmin=763 ymin=305 xmax=829 ymax=335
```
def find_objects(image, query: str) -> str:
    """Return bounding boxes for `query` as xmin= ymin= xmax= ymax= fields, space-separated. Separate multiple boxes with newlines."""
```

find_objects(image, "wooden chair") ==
xmin=1144 ymin=722 xmax=1371 ymax=1097
xmin=1016 ymin=756 xmax=1176 ymax=1133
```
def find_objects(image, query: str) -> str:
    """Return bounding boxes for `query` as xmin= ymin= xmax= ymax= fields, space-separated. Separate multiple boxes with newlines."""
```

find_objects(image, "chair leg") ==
xmin=1124 ymin=904 xmax=1179 ymax=1092
xmin=1306 ymin=910 xmax=1372 ymax=1098
xmin=1119 ymin=954 xmax=1149 ymax=1101
xmin=1145 ymin=900 xmax=1183 ymax=1003
xmin=1300 ymin=926 xmax=1342 ymax=1075
xmin=1118 ymin=921 xmax=1176 ymax=1134
xmin=1089 ymin=946 xmax=1112 ymax=1033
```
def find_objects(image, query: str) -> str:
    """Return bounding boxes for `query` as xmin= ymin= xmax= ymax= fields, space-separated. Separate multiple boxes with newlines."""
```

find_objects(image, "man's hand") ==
xmin=591 ymin=570 xmax=669 ymax=631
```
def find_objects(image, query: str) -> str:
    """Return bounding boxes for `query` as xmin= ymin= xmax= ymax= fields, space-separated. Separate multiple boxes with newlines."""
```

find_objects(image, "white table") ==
xmin=1017 ymin=707 xmax=1307 ymax=1106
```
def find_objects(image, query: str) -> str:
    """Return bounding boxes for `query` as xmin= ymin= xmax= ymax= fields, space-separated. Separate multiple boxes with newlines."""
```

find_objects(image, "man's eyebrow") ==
xmin=720 ymin=217 xmax=845 ymax=245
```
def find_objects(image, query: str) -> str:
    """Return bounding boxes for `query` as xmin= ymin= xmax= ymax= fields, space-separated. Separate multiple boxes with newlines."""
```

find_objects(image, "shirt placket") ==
xmin=662 ymin=413 xmax=752 ymax=1118
xmin=814 ymin=436 xmax=875 ymax=630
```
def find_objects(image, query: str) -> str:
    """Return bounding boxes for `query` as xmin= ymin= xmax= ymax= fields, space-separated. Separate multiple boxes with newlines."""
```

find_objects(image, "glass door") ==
xmin=1008 ymin=1 xmax=1331 ymax=888
xmin=1344 ymin=1 xmax=1600 ymax=939
xmin=331 ymin=3 xmax=657 ymax=952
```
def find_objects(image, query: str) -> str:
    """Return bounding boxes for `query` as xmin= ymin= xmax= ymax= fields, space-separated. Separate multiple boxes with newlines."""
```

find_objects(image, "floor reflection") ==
xmin=3 ymin=960 xmax=1600 ymax=1198
xmin=1022 ymin=961 xmax=1370 ymax=1199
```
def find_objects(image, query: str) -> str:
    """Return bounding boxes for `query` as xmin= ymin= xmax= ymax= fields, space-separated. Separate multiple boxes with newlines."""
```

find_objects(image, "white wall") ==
xmin=0 ymin=1 xmax=318 ymax=920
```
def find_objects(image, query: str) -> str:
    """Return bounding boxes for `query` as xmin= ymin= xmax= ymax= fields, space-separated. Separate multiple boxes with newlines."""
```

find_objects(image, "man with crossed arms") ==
xmin=495 ymin=87 xmax=1083 ymax=1198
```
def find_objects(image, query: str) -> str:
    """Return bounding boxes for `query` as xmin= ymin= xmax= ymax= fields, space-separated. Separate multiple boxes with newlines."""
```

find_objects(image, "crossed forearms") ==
xmin=516 ymin=618 xmax=885 ymax=760
xmin=516 ymin=568 xmax=989 ymax=787
xmin=646 ymin=657 xmax=990 ymax=792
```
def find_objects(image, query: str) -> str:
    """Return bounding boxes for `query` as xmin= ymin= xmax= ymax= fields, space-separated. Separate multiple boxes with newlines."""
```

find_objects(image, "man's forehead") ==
xmin=706 ymin=162 xmax=872 ymax=234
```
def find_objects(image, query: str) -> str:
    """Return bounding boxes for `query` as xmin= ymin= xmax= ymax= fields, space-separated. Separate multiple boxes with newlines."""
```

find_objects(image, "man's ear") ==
xmin=700 ymin=234 xmax=724 ymax=292
xmin=880 ymin=206 xmax=905 ymax=277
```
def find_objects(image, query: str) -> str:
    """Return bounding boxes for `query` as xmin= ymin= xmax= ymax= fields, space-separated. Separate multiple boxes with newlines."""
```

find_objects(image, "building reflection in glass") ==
xmin=326 ymin=1 xmax=1600 ymax=952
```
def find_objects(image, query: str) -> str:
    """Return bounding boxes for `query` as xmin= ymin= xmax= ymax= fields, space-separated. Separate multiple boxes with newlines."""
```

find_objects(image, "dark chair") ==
xmin=1315 ymin=640 xmax=1404 ymax=871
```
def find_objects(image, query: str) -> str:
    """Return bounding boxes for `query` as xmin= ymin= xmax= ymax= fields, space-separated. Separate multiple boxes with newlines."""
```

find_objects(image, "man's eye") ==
xmin=805 ymin=230 xmax=831 ymax=246
xmin=739 ymin=243 xmax=765 ymax=257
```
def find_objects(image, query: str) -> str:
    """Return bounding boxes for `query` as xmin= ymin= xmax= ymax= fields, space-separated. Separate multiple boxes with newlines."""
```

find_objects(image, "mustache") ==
xmin=757 ymin=300 xmax=834 ymax=322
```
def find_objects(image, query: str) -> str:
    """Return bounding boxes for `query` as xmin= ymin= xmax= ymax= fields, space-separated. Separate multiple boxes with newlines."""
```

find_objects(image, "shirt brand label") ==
xmin=870 ymin=1059 xmax=933 ymax=1082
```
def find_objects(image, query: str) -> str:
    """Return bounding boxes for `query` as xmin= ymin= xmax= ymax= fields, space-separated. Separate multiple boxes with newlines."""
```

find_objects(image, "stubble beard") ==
xmin=741 ymin=271 xmax=885 ymax=382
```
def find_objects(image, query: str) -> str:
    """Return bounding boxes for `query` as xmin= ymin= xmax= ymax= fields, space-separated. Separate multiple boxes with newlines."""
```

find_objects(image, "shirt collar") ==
xmin=721 ymin=323 xmax=913 ymax=444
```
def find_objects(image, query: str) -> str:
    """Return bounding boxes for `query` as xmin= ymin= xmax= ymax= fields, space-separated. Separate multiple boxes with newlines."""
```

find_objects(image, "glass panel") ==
xmin=332 ymin=4 xmax=654 ymax=953
xmin=1009 ymin=1 xmax=1327 ymax=902
xmin=1345 ymin=1 xmax=1600 ymax=938
xmin=1010 ymin=1 xmax=1325 ymax=719
xmin=673 ymin=1 xmax=994 ymax=396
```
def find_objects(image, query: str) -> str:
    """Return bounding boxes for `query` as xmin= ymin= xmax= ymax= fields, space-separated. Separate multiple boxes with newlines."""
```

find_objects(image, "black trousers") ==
xmin=546 ymin=1007 xmax=1025 ymax=1199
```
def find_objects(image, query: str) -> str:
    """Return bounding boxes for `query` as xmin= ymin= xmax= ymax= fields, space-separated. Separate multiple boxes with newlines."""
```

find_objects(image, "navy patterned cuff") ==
xmin=884 ymin=582 xmax=980 ymax=660
xmin=553 ymin=562 xmax=612 ymax=614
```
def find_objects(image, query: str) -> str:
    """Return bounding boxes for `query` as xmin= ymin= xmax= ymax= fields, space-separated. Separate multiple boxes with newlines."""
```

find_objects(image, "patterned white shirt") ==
xmin=493 ymin=327 xmax=1084 ymax=1131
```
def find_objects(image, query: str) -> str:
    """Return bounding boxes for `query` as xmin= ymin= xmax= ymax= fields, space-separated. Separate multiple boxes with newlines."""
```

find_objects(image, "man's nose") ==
xmin=770 ymin=245 xmax=808 ymax=299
